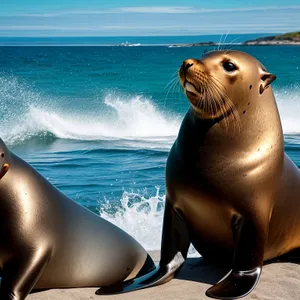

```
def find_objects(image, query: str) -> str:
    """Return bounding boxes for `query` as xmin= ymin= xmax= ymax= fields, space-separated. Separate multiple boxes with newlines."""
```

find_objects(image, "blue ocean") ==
xmin=0 ymin=34 xmax=300 ymax=252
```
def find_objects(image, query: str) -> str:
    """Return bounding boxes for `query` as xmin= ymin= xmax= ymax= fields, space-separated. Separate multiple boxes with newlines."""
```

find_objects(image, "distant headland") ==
xmin=166 ymin=32 xmax=300 ymax=47
xmin=243 ymin=32 xmax=300 ymax=45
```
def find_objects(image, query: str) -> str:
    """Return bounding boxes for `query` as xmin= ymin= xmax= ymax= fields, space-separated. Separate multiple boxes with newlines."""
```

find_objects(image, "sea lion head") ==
xmin=178 ymin=50 xmax=276 ymax=123
xmin=0 ymin=138 xmax=10 ymax=180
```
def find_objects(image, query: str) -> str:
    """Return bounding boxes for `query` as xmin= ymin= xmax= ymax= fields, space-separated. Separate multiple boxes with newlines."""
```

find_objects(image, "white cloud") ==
xmin=3 ymin=5 xmax=300 ymax=17
xmin=120 ymin=6 xmax=194 ymax=13
xmin=120 ymin=6 xmax=300 ymax=14
xmin=0 ymin=23 xmax=295 ymax=31
xmin=0 ymin=26 xmax=101 ymax=31
xmin=0 ymin=5 xmax=299 ymax=36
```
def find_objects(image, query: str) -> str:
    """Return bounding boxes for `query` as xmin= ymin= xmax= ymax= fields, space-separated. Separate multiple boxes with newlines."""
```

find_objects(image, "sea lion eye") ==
xmin=223 ymin=61 xmax=237 ymax=72
xmin=1 ymin=153 xmax=4 ymax=158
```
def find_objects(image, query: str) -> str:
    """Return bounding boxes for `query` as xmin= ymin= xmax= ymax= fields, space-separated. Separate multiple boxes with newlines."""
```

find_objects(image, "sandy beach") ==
xmin=26 ymin=251 xmax=300 ymax=300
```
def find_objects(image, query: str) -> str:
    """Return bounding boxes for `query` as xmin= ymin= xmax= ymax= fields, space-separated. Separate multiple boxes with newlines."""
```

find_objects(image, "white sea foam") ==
xmin=99 ymin=188 xmax=200 ymax=256
xmin=23 ymin=95 xmax=179 ymax=148
xmin=99 ymin=188 xmax=165 ymax=251
xmin=1 ymin=76 xmax=300 ymax=148
xmin=0 ymin=76 xmax=180 ymax=149
xmin=276 ymin=87 xmax=300 ymax=135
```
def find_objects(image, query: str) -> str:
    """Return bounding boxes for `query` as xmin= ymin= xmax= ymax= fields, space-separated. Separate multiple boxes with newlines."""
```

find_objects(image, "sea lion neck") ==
xmin=176 ymin=97 xmax=284 ymax=167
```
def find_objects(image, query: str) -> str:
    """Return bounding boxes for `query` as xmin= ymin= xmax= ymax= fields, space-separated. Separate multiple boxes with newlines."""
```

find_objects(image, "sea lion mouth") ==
xmin=0 ymin=163 xmax=9 ymax=180
xmin=184 ymin=81 xmax=199 ymax=98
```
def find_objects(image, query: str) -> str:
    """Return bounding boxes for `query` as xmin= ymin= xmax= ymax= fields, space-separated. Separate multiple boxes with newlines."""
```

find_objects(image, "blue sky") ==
xmin=0 ymin=0 xmax=300 ymax=36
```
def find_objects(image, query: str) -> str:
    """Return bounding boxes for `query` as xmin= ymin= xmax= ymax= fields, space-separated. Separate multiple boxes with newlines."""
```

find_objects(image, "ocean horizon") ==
xmin=0 ymin=33 xmax=275 ymax=46
xmin=1 ymin=34 xmax=300 ymax=254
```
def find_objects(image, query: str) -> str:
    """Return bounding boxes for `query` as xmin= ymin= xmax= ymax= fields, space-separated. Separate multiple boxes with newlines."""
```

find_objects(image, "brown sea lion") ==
xmin=0 ymin=138 xmax=155 ymax=300
xmin=106 ymin=50 xmax=300 ymax=299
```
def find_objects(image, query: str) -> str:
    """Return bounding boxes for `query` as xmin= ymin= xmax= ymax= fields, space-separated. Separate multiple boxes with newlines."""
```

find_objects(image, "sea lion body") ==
xmin=0 ymin=141 xmax=154 ymax=299
xmin=167 ymin=109 xmax=300 ymax=263
xmin=117 ymin=51 xmax=300 ymax=299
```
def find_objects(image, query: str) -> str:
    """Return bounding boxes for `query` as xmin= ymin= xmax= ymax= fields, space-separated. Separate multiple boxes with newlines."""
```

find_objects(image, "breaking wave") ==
xmin=0 ymin=76 xmax=180 ymax=150
xmin=1 ymin=76 xmax=300 ymax=150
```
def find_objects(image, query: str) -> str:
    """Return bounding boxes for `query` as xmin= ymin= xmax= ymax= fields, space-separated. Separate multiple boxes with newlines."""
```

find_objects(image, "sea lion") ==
xmin=0 ymin=138 xmax=155 ymax=300
xmin=108 ymin=50 xmax=300 ymax=299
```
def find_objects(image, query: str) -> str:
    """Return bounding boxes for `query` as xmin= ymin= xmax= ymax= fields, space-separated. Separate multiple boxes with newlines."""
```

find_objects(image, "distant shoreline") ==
xmin=1 ymin=42 xmax=300 ymax=47
xmin=168 ymin=42 xmax=300 ymax=47
xmin=0 ymin=33 xmax=278 ymax=47
xmin=1 ymin=32 xmax=300 ymax=46
xmin=1 ymin=43 xmax=299 ymax=47
xmin=1 ymin=41 xmax=300 ymax=47
xmin=243 ymin=41 xmax=300 ymax=45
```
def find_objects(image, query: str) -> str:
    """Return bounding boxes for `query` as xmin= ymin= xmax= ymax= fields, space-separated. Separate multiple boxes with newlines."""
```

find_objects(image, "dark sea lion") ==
xmin=111 ymin=50 xmax=300 ymax=299
xmin=0 ymin=138 xmax=155 ymax=300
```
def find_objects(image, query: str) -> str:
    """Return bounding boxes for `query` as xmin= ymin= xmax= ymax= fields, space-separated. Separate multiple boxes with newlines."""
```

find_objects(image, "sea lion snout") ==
xmin=182 ymin=59 xmax=196 ymax=72
xmin=179 ymin=59 xmax=207 ymax=96
xmin=0 ymin=163 xmax=9 ymax=180
xmin=179 ymin=56 xmax=234 ymax=120
xmin=179 ymin=58 xmax=205 ymax=78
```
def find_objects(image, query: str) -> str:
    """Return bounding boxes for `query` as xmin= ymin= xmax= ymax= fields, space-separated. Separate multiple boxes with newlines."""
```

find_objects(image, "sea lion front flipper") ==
xmin=206 ymin=216 xmax=267 ymax=299
xmin=0 ymin=248 xmax=51 ymax=300
xmin=96 ymin=201 xmax=190 ymax=295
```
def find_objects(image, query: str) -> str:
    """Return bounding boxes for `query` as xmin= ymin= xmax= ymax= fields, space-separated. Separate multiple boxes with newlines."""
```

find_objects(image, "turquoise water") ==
xmin=0 ymin=36 xmax=300 ymax=251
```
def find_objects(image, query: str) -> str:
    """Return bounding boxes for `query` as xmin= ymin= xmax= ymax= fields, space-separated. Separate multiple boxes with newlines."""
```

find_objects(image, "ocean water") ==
xmin=0 ymin=36 xmax=300 ymax=253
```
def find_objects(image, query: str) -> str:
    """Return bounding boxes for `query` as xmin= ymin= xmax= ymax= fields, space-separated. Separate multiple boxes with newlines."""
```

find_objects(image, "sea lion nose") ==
xmin=183 ymin=59 xmax=194 ymax=72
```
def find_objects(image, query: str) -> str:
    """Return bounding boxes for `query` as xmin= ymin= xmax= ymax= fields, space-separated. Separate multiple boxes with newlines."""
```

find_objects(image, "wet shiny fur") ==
xmin=0 ymin=139 xmax=155 ymax=300
xmin=113 ymin=51 xmax=300 ymax=299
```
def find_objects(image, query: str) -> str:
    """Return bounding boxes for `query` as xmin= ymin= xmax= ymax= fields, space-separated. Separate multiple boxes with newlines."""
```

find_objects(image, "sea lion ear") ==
xmin=259 ymin=72 xmax=277 ymax=94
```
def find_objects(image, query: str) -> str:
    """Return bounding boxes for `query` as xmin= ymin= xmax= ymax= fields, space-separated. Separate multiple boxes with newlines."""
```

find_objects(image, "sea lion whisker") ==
xmin=173 ymin=79 xmax=181 ymax=96
xmin=195 ymin=89 xmax=202 ymax=111
xmin=169 ymin=69 xmax=180 ymax=80
xmin=211 ymin=88 xmax=228 ymax=128
xmin=172 ymin=77 xmax=181 ymax=93
xmin=177 ymin=81 xmax=183 ymax=95
xmin=165 ymin=79 xmax=176 ymax=90
xmin=210 ymin=79 xmax=240 ymax=131
xmin=208 ymin=82 xmax=227 ymax=127
xmin=165 ymin=76 xmax=179 ymax=90
xmin=224 ymin=37 xmax=240 ymax=52
xmin=204 ymin=90 xmax=210 ymax=114
xmin=203 ymin=49 xmax=216 ymax=57
xmin=206 ymin=84 xmax=217 ymax=117
xmin=207 ymin=84 xmax=218 ymax=119
xmin=217 ymin=92 xmax=241 ymax=133
xmin=217 ymin=34 xmax=224 ymax=50
xmin=210 ymin=75 xmax=228 ymax=93
xmin=221 ymin=31 xmax=230 ymax=50
xmin=209 ymin=79 xmax=238 ymax=130
xmin=202 ymin=88 xmax=209 ymax=113
xmin=164 ymin=77 xmax=179 ymax=107
xmin=164 ymin=78 xmax=180 ymax=108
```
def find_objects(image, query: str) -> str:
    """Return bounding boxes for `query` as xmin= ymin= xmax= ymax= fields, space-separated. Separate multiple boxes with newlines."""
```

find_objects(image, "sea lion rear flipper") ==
xmin=96 ymin=202 xmax=190 ymax=295
xmin=206 ymin=216 xmax=267 ymax=299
